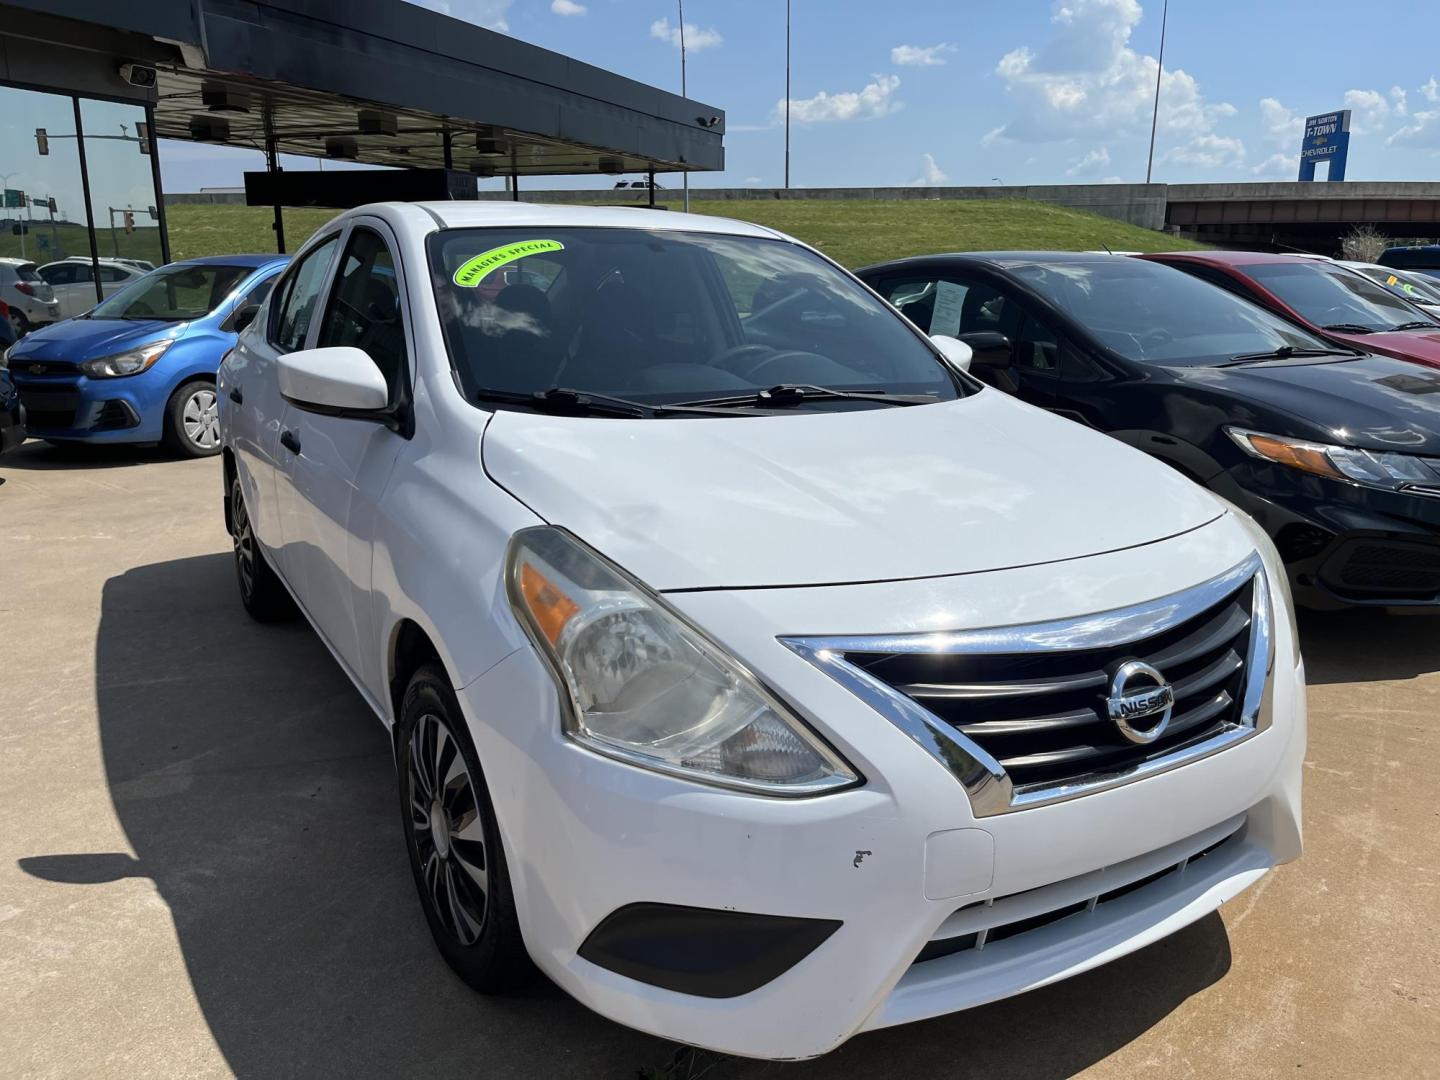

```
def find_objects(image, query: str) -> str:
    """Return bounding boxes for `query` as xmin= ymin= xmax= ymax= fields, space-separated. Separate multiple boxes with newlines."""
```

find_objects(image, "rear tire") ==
xmin=396 ymin=662 xmax=531 ymax=993
xmin=230 ymin=475 xmax=294 ymax=622
xmin=11 ymin=312 xmax=31 ymax=337
xmin=163 ymin=379 xmax=222 ymax=457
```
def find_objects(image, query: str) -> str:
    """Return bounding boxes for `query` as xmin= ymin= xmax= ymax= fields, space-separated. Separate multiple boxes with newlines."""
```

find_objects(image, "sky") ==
xmin=160 ymin=0 xmax=1440 ymax=193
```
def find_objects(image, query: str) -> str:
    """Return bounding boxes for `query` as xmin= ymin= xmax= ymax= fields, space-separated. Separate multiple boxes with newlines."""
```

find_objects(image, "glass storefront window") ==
xmin=79 ymin=98 xmax=164 ymax=272
xmin=0 ymin=84 xmax=93 ymax=272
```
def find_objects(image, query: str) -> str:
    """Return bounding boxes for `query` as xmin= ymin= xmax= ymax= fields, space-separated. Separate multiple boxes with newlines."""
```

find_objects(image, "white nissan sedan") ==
xmin=217 ymin=202 xmax=1305 ymax=1060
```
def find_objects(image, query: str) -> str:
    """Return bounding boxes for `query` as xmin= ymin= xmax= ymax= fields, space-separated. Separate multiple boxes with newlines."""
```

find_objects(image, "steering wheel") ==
xmin=709 ymin=344 xmax=776 ymax=376
xmin=746 ymin=287 xmax=807 ymax=328
xmin=743 ymin=349 xmax=832 ymax=385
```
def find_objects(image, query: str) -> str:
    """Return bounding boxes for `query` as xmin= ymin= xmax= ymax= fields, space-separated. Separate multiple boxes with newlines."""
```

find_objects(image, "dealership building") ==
xmin=0 ymin=0 xmax=725 ymax=301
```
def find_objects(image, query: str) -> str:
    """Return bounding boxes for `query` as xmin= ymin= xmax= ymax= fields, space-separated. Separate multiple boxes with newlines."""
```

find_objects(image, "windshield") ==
xmin=426 ymin=227 xmax=960 ymax=410
xmin=1006 ymin=258 xmax=1340 ymax=364
xmin=15 ymin=263 xmax=40 ymax=282
xmin=89 ymin=263 xmax=251 ymax=321
xmin=1355 ymin=265 xmax=1440 ymax=307
xmin=1245 ymin=261 xmax=1440 ymax=332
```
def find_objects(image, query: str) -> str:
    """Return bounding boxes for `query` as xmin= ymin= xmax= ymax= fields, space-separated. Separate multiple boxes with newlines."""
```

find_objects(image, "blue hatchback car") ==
xmin=6 ymin=254 xmax=288 ymax=456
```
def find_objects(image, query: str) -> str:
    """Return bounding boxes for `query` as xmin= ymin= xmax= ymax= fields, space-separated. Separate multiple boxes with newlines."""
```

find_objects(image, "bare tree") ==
xmin=1341 ymin=225 xmax=1388 ymax=263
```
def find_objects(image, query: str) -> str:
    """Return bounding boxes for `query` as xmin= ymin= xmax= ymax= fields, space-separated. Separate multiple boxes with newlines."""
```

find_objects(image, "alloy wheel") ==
xmin=232 ymin=481 xmax=255 ymax=599
xmin=182 ymin=387 xmax=220 ymax=449
xmin=408 ymin=712 xmax=490 ymax=945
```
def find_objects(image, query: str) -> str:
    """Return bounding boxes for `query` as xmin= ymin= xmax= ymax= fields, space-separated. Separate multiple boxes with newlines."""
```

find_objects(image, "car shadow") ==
xmin=21 ymin=551 xmax=1235 ymax=1079
xmin=0 ymin=439 xmax=180 ymax=470
xmin=1298 ymin=609 xmax=1440 ymax=685
xmin=21 ymin=552 xmax=674 ymax=1078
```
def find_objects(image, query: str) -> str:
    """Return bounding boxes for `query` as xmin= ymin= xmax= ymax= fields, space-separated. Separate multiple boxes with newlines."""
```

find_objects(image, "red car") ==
xmin=1138 ymin=250 xmax=1440 ymax=369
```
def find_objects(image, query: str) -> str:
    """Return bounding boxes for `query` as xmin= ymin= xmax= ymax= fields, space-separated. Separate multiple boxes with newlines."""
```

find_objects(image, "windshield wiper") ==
xmin=475 ymin=386 xmax=744 ymax=418
xmin=1223 ymin=345 xmax=1352 ymax=366
xmin=1391 ymin=321 xmax=1438 ymax=331
xmin=672 ymin=384 xmax=937 ymax=409
xmin=1320 ymin=322 xmax=1376 ymax=334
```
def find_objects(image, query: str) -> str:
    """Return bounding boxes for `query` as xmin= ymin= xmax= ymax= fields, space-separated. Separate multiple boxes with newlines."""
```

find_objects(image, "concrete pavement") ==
xmin=1 ymin=440 xmax=1436 ymax=1078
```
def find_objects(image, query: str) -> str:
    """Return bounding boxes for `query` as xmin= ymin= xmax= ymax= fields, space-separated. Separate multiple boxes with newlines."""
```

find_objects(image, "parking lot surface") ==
xmin=1 ymin=441 xmax=1437 ymax=1079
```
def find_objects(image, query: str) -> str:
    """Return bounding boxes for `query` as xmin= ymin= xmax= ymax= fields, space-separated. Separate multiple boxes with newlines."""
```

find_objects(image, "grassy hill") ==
xmin=164 ymin=197 xmax=1200 ymax=267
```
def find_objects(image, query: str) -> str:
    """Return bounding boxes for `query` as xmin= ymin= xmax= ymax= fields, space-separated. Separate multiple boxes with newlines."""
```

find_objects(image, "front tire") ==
xmin=230 ymin=475 xmax=294 ymax=622
xmin=164 ymin=379 xmax=222 ymax=457
xmin=11 ymin=312 xmax=30 ymax=337
xmin=397 ymin=662 xmax=530 ymax=992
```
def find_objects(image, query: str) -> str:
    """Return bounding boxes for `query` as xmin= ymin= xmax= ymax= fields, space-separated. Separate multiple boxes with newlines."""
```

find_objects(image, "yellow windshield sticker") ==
xmin=1387 ymin=274 xmax=1400 ymax=286
xmin=453 ymin=240 xmax=564 ymax=287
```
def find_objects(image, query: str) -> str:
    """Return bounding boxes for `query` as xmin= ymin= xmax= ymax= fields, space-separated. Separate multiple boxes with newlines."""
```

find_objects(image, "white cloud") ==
xmin=551 ymin=0 xmax=586 ymax=14
xmin=649 ymin=17 xmax=723 ymax=52
xmin=891 ymin=43 xmax=955 ymax=67
xmin=1065 ymin=146 xmax=1111 ymax=176
xmin=405 ymin=0 xmax=512 ymax=31
xmin=1250 ymin=152 xmax=1294 ymax=178
xmin=906 ymin=153 xmax=949 ymax=186
xmin=1423 ymin=76 xmax=1440 ymax=104
xmin=1390 ymin=86 xmax=1408 ymax=116
xmin=1345 ymin=88 xmax=1395 ymax=135
xmin=1162 ymin=133 xmax=1246 ymax=168
xmin=987 ymin=0 xmax=1234 ymax=145
xmin=744 ymin=176 xmax=763 ymax=184
xmin=1259 ymin=97 xmax=1302 ymax=149
xmin=778 ymin=74 xmax=902 ymax=124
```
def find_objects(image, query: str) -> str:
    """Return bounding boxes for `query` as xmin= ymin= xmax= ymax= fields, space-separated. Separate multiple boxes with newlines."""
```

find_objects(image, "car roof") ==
xmin=1146 ymin=249 xmax=1330 ymax=267
xmin=856 ymin=250 xmax=1144 ymax=274
xmin=0 ymin=257 xmax=34 ymax=267
xmin=172 ymin=253 xmax=289 ymax=268
xmin=399 ymin=200 xmax=784 ymax=241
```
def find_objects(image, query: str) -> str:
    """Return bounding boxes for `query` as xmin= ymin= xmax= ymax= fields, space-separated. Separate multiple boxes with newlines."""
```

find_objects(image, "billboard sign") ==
xmin=1298 ymin=110 xmax=1350 ymax=182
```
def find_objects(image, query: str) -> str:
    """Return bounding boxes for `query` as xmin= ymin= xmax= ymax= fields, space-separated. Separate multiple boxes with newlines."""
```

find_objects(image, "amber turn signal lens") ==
xmin=519 ymin=562 xmax=580 ymax=645
xmin=1243 ymin=434 xmax=1345 ymax=481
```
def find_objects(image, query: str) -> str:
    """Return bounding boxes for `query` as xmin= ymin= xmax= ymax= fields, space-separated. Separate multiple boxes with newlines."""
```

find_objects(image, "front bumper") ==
xmin=1211 ymin=460 xmax=1440 ymax=608
xmin=456 ymin=515 xmax=1305 ymax=1059
xmin=9 ymin=371 xmax=155 ymax=443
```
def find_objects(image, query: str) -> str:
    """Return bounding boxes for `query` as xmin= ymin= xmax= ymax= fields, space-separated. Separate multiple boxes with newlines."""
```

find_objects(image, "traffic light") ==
xmin=123 ymin=210 xmax=134 ymax=234
xmin=35 ymin=128 xmax=48 ymax=156
xmin=136 ymin=121 xmax=151 ymax=155
xmin=47 ymin=197 xmax=56 ymax=214
xmin=11 ymin=222 xmax=29 ymax=236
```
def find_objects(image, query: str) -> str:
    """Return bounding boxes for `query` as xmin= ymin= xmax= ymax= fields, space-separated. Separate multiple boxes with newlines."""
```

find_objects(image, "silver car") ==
xmin=0 ymin=258 xmax=60 ymax=333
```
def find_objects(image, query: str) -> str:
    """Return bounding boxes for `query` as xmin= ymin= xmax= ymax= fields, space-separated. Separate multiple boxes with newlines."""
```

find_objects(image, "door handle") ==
xmin=228 ymin=387 xmax=243 ymax=405
xmin=280 ymin=429 xmax=301 ymax=455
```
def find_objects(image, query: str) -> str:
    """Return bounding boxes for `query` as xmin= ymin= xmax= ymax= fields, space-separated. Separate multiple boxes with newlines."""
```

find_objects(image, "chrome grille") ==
xmin=845 ymin=578 xmax=1253 ymax=791
xmin=783 ymin=553 xmax=1273 ymax=816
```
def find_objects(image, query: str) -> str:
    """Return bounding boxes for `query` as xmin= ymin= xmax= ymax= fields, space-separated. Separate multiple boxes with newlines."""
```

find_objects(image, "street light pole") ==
xmin=785 ymin=0 xmax=791 ymax=189
xmin=678 ymin=0 xmax=689 ymax=212
xmin=1144 ymin=0 xmax=1168 ymax=184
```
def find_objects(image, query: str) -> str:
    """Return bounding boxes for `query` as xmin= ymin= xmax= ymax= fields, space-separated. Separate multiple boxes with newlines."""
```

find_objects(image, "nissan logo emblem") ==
xmin=1106 ymin=660 xmax=1175 ymax=745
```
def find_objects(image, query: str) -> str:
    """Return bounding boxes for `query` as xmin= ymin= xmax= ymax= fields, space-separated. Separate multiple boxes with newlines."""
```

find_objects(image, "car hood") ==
xmin=482 ymin=391 xmax=1225 ymax=591
xmin=1167 ymin=354 xmax=1440 ymax=455
xmin=8 ymin=317 xmax=184 ymax=360
xmin=1325 ymin=327 xmax=1440 ymax=368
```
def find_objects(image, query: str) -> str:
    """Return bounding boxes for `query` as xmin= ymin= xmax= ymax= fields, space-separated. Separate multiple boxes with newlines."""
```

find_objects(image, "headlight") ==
xmin=80 ymin=339 xmax=174 ymax=378
xmin=507 ymin=527 xmax=859 ymax=796
xmin=1227 ymin=427 xmax=1440 ymax=493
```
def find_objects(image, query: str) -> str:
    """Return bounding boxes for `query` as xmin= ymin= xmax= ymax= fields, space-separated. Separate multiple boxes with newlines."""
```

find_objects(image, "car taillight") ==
xmin=15 ymin=282 xmax=35 ymax=296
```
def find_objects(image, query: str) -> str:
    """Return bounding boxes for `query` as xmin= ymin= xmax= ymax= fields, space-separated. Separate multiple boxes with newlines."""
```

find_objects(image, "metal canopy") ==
xmin=9 ymin=0 xmax=726 ymax=177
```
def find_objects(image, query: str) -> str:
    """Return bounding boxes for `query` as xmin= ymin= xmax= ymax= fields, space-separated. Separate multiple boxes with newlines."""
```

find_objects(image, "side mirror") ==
xmin=955 ymin=331 xmax=1013 ymax=370
xmin=929 ymin=334 xmax=973 ymax=372
xmin=229 ymin=303 xmax=260 ymax=333
xmin=277 ymin=346 xmax=388 ymax=415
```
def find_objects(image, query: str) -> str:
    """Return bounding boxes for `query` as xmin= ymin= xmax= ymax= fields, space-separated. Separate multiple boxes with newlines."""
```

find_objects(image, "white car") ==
xmin=217 ymin=202 xmax=1306 ymax=1060
xmin=37 ymin=256 xmax=148 ymax=319
xmin=1341 ymin=261 xmax=1440 ymax=320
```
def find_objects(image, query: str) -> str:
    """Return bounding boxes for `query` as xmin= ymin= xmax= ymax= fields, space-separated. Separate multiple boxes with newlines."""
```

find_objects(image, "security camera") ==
xmin=696 ymin=116 xmax=721 ymax=128
xmin=119 ymin=63 xmax=157 ymax=89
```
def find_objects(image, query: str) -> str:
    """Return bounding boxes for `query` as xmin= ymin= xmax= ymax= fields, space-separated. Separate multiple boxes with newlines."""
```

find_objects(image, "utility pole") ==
xmin=785 ymin=0 xmax=791 ymax=188
xmin=1145 ymin=0 xmax=1168 ymax=184
xmin=678 ymin=0 xmax=689 ymax=212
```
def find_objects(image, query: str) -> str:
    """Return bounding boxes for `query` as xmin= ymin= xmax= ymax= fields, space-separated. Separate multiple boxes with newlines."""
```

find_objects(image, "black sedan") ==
xmin=856 ymin=252 xmax=1440 ymax=609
